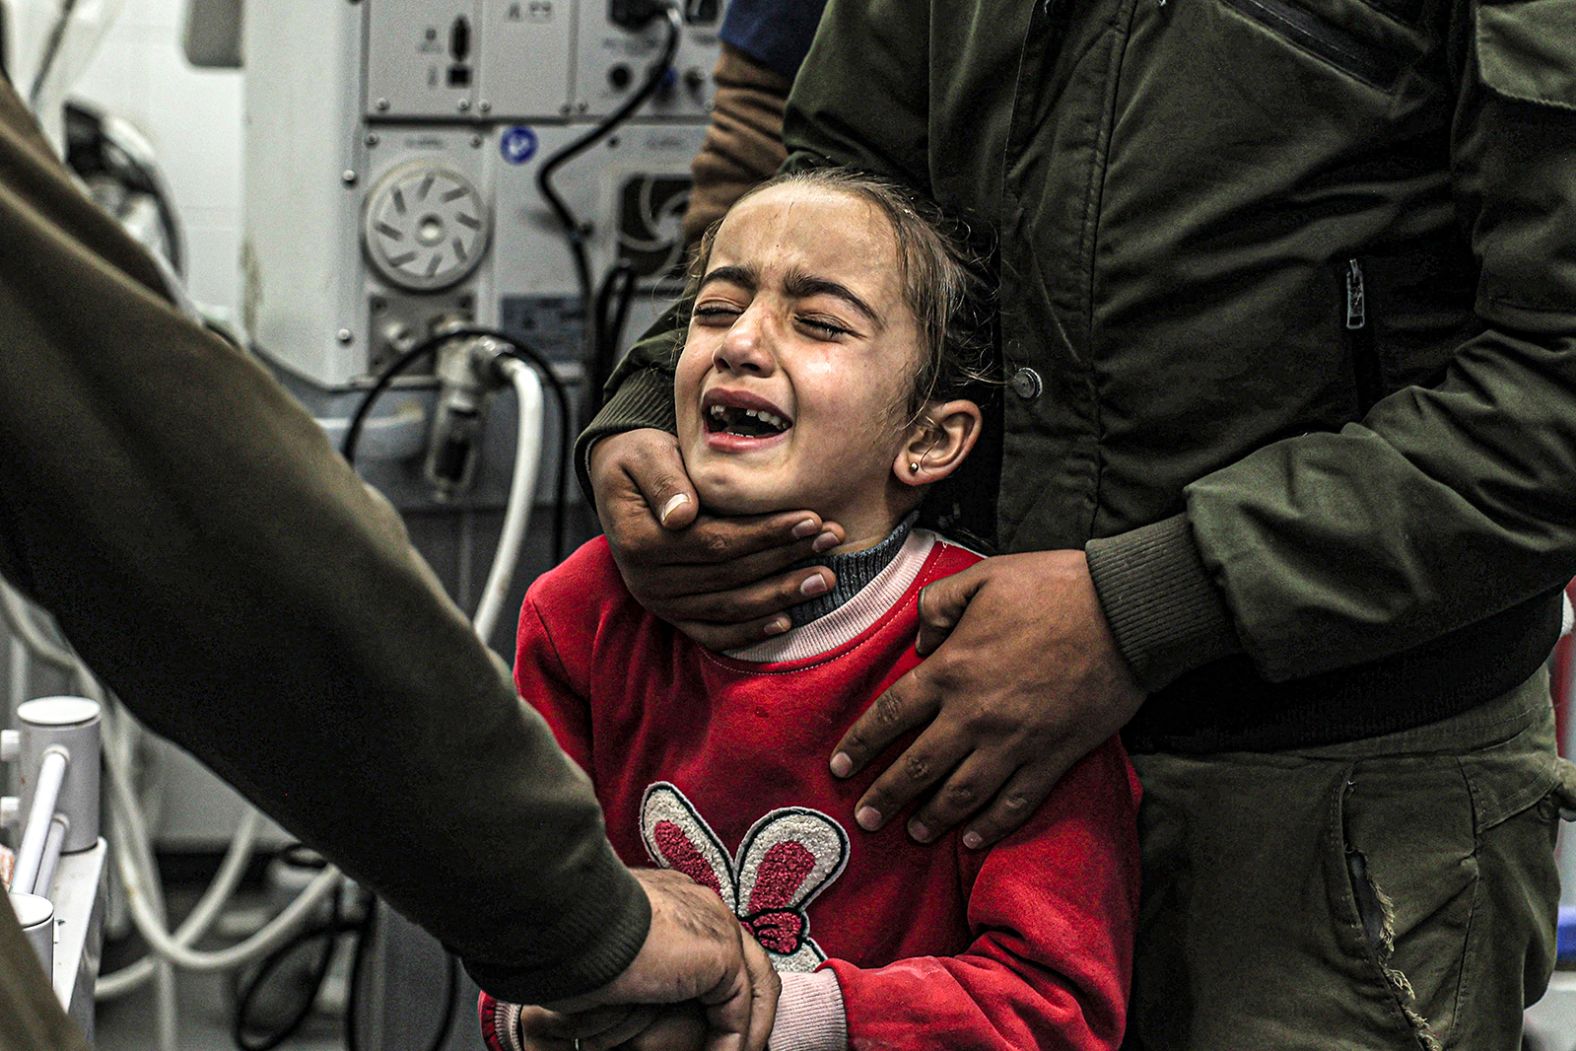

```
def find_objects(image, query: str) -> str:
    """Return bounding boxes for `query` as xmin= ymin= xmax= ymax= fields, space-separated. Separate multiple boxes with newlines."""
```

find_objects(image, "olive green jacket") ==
xmin=0 ymin=72 xmax=646 ymax=1029
xmin=586 ymin=0 xmax=1576 ymax=748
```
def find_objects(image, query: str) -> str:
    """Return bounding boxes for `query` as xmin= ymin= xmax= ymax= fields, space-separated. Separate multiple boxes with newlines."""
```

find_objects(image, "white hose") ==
xmin=103 ymin=721 xmax=341 ymax=973
xmin=98 ymin=690 xmax=179 ymax=1051
xmin=118 ymin=850 xmax=340 ymax=973
xmin=0 ymin=581 xmax=78 ymax=672
xmin=472 ymin=359 xmax=545 ymax=642
xmin=22 ymin=357 xmax=544 ymax=1030
xmin=152 ymin=955 xmax=177 ymax=1051
xmin=34 ymin=815 xmax=67 ymax=897
xmin=9 ymin=637 xmax=30 ymax=711
xmin=14 ymin=748 xmax=68 ymax=895
xmin=95 ymin=807 xmax=261 ymax=999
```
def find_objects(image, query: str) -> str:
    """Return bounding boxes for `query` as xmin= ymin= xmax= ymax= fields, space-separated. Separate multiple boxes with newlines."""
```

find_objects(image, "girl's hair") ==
xmin=685 ymin=168 xmax=996 ymax=423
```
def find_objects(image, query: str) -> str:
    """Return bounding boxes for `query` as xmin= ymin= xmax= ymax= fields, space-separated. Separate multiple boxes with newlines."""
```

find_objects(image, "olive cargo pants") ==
xmin=1126 ymin=671 xmax=1575 ymax=1050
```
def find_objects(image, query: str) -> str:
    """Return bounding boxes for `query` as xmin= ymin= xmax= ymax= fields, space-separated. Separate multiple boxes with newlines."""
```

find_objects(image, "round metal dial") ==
xmin=362 ymin=162 xmax=489 ymax=292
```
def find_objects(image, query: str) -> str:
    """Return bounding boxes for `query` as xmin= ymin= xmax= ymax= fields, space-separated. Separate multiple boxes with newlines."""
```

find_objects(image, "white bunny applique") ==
xmin=639 ymin=781 xmax=851 ymax=973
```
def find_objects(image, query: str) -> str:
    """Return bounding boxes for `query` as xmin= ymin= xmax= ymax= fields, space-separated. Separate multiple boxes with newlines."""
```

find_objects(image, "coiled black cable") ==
xmin=26 ymin=0 xmax=78 ymax=110
xmin=341 ymin=898 xmax=459 ymax=1051
xmin=535 ymin=1 xmax=682 ymax=418
xmin=339 ymin=327 xmax=573 ymax=565
xmin=592 ymin=261 xmax=640 ymax=405
xmin=230 ymin=879 xmax=345 ymax=1051
xmin=342 ymin=893 xmax=374 ymax=1051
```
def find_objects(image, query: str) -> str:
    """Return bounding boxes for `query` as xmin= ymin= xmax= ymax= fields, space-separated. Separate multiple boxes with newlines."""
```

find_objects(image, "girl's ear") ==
xmin=894 ymin=399 xmax=983 ymax=489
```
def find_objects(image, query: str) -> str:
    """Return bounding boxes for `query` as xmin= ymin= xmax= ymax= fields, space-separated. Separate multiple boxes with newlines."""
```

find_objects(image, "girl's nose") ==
xmin=714 ymin=306 xmax=776 ymax=376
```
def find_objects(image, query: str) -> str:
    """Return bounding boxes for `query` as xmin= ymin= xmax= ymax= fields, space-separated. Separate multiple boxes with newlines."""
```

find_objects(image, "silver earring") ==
xmin=909 ymin=461 xmax=920 ymax=473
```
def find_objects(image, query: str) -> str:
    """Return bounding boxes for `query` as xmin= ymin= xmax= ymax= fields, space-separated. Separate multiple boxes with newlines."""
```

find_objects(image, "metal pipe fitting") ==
xmin=10 ymin=891 xmax=54 ymax=977
xmin=16 ymin=697 xmax=101 ymax=855
xmin=13 ymin=748 xmax=68 ymax=895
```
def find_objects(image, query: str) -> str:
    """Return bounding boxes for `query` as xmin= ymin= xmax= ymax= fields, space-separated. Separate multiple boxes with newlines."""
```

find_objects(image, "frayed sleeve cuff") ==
xmin=477 ymin=993 xmax=525 ymax=1051
xmin=769 ymin=970 xmax=848 ymax=1051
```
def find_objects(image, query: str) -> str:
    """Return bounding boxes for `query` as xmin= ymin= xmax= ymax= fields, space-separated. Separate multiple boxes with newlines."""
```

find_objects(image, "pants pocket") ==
xmin=1550 ymin=756 xmax=1576 ymax=820
xmin=1335 ymin=758 xmax=1475 ymax=1050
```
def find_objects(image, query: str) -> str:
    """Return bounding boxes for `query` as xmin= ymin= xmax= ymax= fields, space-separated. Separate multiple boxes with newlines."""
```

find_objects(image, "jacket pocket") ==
xmin=1220 ymin=0 xmax=1404 ymax=91
xmin=1341 ymin=258 xmax=1385 ymax=414
xmin=1475 ymin=0 xmax=1576 ymax=110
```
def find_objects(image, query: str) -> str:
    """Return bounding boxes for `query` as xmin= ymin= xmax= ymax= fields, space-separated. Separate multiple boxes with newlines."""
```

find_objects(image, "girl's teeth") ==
xmin=705 ymin=403 xmax=787 ymax=431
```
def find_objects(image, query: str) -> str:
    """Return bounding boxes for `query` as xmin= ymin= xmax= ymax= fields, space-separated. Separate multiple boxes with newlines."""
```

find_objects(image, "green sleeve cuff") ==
xmin=1085 ymin=514 xmax=1243 ymax=691
xmin=464 ymin=845 xmax=651 ymax=1003
xmin=574 ymin=367 xmax=680 ymax=501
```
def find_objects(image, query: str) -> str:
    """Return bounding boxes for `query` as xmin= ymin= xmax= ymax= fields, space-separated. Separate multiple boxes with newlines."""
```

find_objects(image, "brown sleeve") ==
xmin=682 ymin=43 xmax=794 ymax=245
xmin=0 ymin=76 xmax=647 ymax=1003
xmin=0 ymin=907 xmax=90 ymax=1051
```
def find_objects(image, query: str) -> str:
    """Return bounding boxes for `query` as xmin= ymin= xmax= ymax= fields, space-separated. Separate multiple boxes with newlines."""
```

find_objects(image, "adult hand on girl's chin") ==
xmin=590 ymin=429 xmax=845 ymax=650
xmin=827 ymin=550 xmax=1146 ymax=849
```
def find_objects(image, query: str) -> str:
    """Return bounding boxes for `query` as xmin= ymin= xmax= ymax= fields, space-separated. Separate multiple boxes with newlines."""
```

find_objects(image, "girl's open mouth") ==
xmin=701 ymin=390 xmax=794 ymax=442
xmin=705 ymin=403 xmax=790 ymax=437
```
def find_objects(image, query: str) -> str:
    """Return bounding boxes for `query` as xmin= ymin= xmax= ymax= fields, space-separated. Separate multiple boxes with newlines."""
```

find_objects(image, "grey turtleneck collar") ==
xmin=789 ymin=512 xmax=919 ymax=628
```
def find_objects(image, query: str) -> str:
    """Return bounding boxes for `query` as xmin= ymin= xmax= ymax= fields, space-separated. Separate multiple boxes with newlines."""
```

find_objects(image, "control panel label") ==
xmin=500 ymin=126 xmax=540 ymax=165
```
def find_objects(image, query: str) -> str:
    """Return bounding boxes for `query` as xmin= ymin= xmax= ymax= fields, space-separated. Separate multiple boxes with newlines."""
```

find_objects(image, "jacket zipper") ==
xmin=1219 ymin=0 xmax=1401 ymax=92
xmin=1345 ymin=258 xmax=1383 ymax=414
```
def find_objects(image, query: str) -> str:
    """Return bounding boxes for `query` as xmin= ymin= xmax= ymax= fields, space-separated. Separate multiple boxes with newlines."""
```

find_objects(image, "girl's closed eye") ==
xmin=798 ymin=315 xmax=854 ymax=340
xmin=693 ymin=303 xmax=743 ymax=325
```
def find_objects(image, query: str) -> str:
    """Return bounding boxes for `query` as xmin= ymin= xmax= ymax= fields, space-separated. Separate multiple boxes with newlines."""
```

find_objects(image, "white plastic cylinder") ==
xmin=12 ymin=749 xmax=66 ymax=895
xmin=34 ymin=816 xmax=68 ymax=899
xmin=17 ymin=697 xmax=100 ymax=853
xmin=10 ymin=891 xmax=54 ymax=977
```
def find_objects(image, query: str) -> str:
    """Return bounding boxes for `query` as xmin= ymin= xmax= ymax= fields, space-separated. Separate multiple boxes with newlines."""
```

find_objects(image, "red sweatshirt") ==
xmin=485 ymin=529 xmax=1140 ymax=1050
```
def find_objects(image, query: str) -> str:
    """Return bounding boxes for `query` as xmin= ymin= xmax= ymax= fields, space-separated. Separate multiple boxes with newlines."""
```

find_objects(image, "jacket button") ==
xmin=1011 ymin=366 xmax=1043 ymax=401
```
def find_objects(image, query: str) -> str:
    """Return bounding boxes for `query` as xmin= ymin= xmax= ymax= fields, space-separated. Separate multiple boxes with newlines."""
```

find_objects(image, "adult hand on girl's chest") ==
xmin=827 ymin=550 xmax=1146 ymax=849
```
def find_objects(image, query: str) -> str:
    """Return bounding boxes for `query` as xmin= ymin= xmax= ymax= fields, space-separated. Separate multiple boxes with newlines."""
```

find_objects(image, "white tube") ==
xmin=105 ymin=730 xmax=340 ymax=972
xmin=96 ymin=807 xmax=261 ymax=999
xmin=13 ymin=748 xmax=68 ymax=895
xmin=152 ymin=959 xmax=178 ymax=1051
xmin=99 ymin=719 xmax=178 ymax=1050
xmin=116 ymin=838 xmax=340 ymax=972
xmin=0 ymin=582 xmax=77 ymax=673
xmin=8 ymin=637 xmax=28 ymax=713
xmin=33 ymin=815 xmax=67 ymax=898
xmin=93 ymin=684 xmax=162 ymax=833
xmin=473 ymin=359 xmax=544 ymax=642
xmin=10 ymin=891 xmax=54 ymax=976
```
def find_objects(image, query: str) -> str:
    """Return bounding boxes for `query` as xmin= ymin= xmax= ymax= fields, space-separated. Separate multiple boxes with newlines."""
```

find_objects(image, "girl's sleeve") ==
xmin=786 ymin=738 xmax=1141 ymax=1051
xmin=513 ymin=585 xmax=596 ymax=775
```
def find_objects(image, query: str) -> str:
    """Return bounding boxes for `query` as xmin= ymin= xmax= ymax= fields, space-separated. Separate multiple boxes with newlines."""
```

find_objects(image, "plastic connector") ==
xmin=0 ymin=729 xmax=17 ymax=762
xmin=468 ymin=335 xmax=516 ymax=389
xmin=423 ymin=335 xmax=515 ymax=500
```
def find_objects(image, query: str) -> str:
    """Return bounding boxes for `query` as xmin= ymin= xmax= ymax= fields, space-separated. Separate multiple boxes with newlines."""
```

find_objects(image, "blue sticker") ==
xmin=500 ymin=126 xmax=539 ymax=165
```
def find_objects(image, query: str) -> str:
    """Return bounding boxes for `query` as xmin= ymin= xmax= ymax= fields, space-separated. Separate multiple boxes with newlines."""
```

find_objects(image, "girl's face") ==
xmin=675 ymin=183 xmax=927 ymax=547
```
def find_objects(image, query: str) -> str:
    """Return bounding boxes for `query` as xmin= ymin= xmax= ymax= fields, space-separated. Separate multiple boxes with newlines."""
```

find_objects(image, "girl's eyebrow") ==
xmin=698 ymin=264 xmax=758 ymax=294
xmin=697 ymin=263 xmax=884 ymax=330
xmin=783 ymin=270 xmax=883 ymax=330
